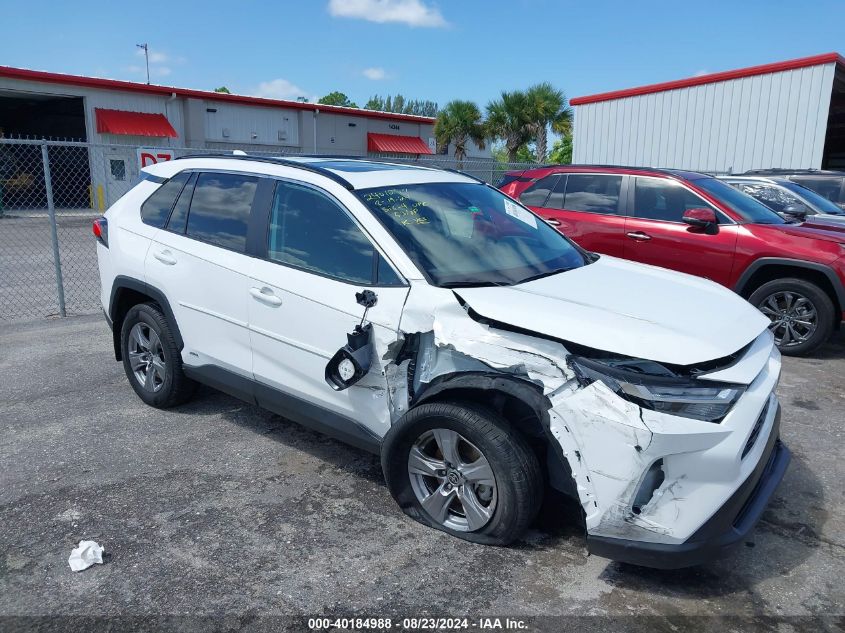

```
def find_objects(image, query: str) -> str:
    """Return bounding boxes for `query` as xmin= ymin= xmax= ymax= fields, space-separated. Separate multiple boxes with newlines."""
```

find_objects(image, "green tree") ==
xmin=492 ymin=141 xmax=536 ymax=166
xmin=434 ymin=100 xmax=486 ymax=168
xmin=486 ymin=90 xmax=532 ymax=163
xmin=525 ymin=83 xmax=571 ymax=162
xmin=318 ymin=91 xmax=358 ymax=108
xmin=548 ymin=135 xmax=573 ymax=165
xmin=364 ymin=95 xmax=385 ymax=110
xmin=364 ymin=94 xmax=438 ymax=116
xmin=214 ymin=86 xmax=231 ymax=94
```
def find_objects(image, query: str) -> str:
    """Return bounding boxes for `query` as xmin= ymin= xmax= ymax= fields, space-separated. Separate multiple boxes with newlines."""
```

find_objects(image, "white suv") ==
xmin=95 ymin=155 xmax=790 ymax=568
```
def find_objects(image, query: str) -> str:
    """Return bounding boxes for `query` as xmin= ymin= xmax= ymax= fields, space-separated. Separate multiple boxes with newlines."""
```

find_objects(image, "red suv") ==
xmin=500 ymin=166 xmax=845 ymax=355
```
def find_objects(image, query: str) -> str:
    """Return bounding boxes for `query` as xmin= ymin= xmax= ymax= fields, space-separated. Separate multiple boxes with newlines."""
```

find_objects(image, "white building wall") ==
xmin=572 ymin=62 xmax=836 ymax=173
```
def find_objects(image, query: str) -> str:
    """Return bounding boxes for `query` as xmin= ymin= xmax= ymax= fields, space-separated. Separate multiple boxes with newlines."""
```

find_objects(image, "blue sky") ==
xmin=3 ymin=0 xmax=845 ymax=109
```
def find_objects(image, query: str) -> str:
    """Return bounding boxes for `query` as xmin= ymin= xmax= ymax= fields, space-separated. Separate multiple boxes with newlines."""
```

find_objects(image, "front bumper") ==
xmin=586 ymin=403 xmax=789 ymax=569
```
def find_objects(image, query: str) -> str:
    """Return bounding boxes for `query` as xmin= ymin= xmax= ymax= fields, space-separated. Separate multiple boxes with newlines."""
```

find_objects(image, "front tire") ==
xmin=749 ymin=278 xmax=835 ymax=356
xmin=381 ymin=402 xmax=543 ymax=545
xmin=120 ymin=302 xmax=196 ymax=408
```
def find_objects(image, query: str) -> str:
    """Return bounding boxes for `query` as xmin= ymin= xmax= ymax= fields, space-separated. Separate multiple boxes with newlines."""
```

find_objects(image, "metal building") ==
xmin=0 ymin=65 xmax=494 ymax=208
xmin=571 ymin=52 xmax=845 ymax=173
xmin=0 ymin=65 xmax=447 ymax=156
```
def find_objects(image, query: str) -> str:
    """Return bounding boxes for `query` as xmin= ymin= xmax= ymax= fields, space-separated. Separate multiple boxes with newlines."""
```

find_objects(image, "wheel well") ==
xmin=110 ymin=287 xmax=158 ymax=361
xmin=417 ymin=386 xmax=580 ymax=502
xmin=739 ymin=264 xmax=842 ymax=318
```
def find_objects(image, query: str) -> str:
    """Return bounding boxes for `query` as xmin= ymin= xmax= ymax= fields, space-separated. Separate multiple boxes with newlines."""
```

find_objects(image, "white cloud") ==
xmin=255 ymin=78 xmax=312 ymax=101
xmin=362 ymin=67 xmax=387 ymax=80
xmin=693 ymin=69 xmax=710 ymax=77
xmin=129 ymin=47 xmax=184 ymax=81
xmin=327 ymin=0 xmax=448 ymax=27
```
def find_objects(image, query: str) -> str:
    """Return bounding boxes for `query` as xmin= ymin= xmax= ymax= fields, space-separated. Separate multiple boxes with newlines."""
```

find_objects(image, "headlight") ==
xmin=568 ymin=356 xmax=744 ymax=422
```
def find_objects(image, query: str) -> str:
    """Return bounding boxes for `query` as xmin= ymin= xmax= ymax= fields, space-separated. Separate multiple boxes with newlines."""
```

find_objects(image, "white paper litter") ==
xmin=68 ymin=540 xmax=104 ymax=572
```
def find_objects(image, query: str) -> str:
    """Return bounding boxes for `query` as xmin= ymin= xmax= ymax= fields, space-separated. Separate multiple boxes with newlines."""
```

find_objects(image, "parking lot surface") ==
xmin=0 ymin=213 xmax=100 ymax=321
xmin=1 ymin=315 xmax=844 ymax=630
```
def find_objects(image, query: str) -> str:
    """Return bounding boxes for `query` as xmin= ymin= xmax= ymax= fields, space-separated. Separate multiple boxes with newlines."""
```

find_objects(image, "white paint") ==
xmin=103 ymin=157 xmax=784 ymax=551
xmin=456 ymin=255 xmax=769 ymax=365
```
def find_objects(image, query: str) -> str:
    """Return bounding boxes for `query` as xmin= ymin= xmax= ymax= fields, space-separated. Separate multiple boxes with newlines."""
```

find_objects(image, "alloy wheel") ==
xmin=408 ymin=428 xmax=497 ymax=532
xmin=127 ymin=322 xmax=167 ymax=392
xmin=757 ymin=291 xmax=818 ymax=348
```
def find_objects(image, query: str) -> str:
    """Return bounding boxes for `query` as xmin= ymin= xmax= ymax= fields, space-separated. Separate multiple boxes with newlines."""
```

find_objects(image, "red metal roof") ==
xmin=570 ymin=52 xmax=845 ymax=106
xmin=0 ymin=65 xmax=435 ymax=124
xmin=95 ymin=108 xmax=178 ymax=137
xmin=367 ymin=132 xmax=433 ymax=155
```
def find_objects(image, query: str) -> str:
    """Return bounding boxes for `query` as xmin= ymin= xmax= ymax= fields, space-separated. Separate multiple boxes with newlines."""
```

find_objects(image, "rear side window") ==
xmin=563 ymin=174 xmax=623 ymax=214
xmin=165 ymin=172 xmax=197 ymax=234
xmin=267 ymin=180 xmax=402 ymax=285
xmin=186 ymin=172 xmax=258 ymax=252
xmin=140 ymin=172 xmax=190 ymax=227
xmin=633 ymin=177 xmax=716 ymax=222
xmin=519 ymin=175 xmax=559 ymax=207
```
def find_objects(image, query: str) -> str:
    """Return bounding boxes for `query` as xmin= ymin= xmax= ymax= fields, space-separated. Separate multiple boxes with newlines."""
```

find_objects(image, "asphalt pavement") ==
xmin=1 ymin=315 xmax=843 ymax=631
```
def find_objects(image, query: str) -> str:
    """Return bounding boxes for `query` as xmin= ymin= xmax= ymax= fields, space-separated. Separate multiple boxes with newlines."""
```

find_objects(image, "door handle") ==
xmin=250 ymin=286 xmax=282 ymax=307
xmin=626 ymin=231 xmax=652 ymax=242
xmin=153 ymin=249 xmax=177 ymax=265
xmin=545 ymin=218 xmax=561 ymax=226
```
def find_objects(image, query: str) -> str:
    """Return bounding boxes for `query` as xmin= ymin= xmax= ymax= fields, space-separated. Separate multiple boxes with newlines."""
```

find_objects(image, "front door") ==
xmin=622 ymin=176 xmax=738 ymax=287
xmin=248 ymin=178 xmax=410 ymax=439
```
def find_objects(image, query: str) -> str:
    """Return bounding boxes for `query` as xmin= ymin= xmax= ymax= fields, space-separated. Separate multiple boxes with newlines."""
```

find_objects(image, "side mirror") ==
xmin=782 ymin=203 xmax=809 ymax=219
xmin=682 ymin=208 xmax=719 ymax=234
xmin=324 ymin=290 xmax=378 ymax=391
xmin=324 ymin=324 xmax=374 ymax=391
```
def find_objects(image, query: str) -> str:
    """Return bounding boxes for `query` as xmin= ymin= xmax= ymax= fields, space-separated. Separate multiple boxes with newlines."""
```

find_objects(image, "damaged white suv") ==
xmin=95 ymin=155 xmax=790 ymax=568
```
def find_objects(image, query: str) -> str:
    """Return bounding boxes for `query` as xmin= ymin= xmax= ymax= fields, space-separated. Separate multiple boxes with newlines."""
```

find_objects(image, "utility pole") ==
xmin=136 ymin=43 xmax=150 ymax=84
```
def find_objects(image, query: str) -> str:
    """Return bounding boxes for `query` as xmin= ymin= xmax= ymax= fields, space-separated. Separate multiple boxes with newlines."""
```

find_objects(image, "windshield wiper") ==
xmin=514 ymin=267 xmax=574 ymax=285
xmin=440 ymin=279 xmax=513 ymax=288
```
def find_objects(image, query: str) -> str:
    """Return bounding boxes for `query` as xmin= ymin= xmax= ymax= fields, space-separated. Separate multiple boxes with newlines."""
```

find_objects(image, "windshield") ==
xmin=358 ymin=182 xmax=588 ymax=287
xmin=780 ymin=181 xmax=845 ymax=215
xmin=697 ymin=178 xmax=786 ymax=224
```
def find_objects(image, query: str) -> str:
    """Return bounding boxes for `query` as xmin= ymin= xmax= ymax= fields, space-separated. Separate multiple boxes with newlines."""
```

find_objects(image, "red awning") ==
xmin=95 ymin=108 xmax=178 ymax=137
xmin=367 ymin=132 xmax=432 ymax=155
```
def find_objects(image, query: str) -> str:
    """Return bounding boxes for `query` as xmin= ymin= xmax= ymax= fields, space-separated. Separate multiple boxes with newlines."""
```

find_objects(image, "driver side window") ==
xmin=633 ymin=178 xmax=718 ymax=223
xmin=267 ymin=181 xmax=402 ymax=286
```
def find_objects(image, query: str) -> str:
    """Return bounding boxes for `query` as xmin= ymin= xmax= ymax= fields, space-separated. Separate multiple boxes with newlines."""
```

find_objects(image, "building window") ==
xmin=110 ymin=159 xmax=126 ymax=181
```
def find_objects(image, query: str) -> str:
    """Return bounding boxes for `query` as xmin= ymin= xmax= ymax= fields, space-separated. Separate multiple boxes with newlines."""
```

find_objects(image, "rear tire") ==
xmin=120 ymin=302 xmax=196 ymax=408
xmin=748 ymin=278 xmax=834 ymax=356
xmin=381 ymin=401 xmax=543 ymax=545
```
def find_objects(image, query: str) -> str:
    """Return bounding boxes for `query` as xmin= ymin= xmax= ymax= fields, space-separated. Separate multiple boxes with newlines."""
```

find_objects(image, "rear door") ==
xmin=525 ymin=172 xmax=628 ymax=256
xmin=622 ymin=176 xmax=738 ymax=286
xmin=247 ymin=178 xmax=410 ymax=440
xmin=145 ymin=170 xmax=258 ymax=377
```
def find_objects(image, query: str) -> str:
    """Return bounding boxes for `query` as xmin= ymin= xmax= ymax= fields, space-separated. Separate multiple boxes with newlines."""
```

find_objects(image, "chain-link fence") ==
xmin=0 ymin=138 xmax=538 ymax=321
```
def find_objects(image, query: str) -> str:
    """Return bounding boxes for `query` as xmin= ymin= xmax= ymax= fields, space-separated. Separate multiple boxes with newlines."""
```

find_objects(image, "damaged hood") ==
xmin=455 ymin=256 xmax=769 ymax=366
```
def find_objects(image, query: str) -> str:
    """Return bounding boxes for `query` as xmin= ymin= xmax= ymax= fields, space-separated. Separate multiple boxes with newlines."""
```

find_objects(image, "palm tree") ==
xmin=434 ymin=100 xmax=486 ymax=169
xmin=525 ymin=83 xmax=572 ymax=163
xmin=485 ymin=91 xmax=532 ymax=163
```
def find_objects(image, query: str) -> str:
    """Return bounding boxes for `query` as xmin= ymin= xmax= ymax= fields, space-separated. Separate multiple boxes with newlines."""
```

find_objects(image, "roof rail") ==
xmin=174 ymin=152 xmax=355 ymax=190
xmin=438 ymin=166 xmax=486 ymax=184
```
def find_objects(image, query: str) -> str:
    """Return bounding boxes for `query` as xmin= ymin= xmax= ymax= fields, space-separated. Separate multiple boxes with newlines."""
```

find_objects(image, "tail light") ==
xmin=92 ymin=217 xmax=108 ymax=247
